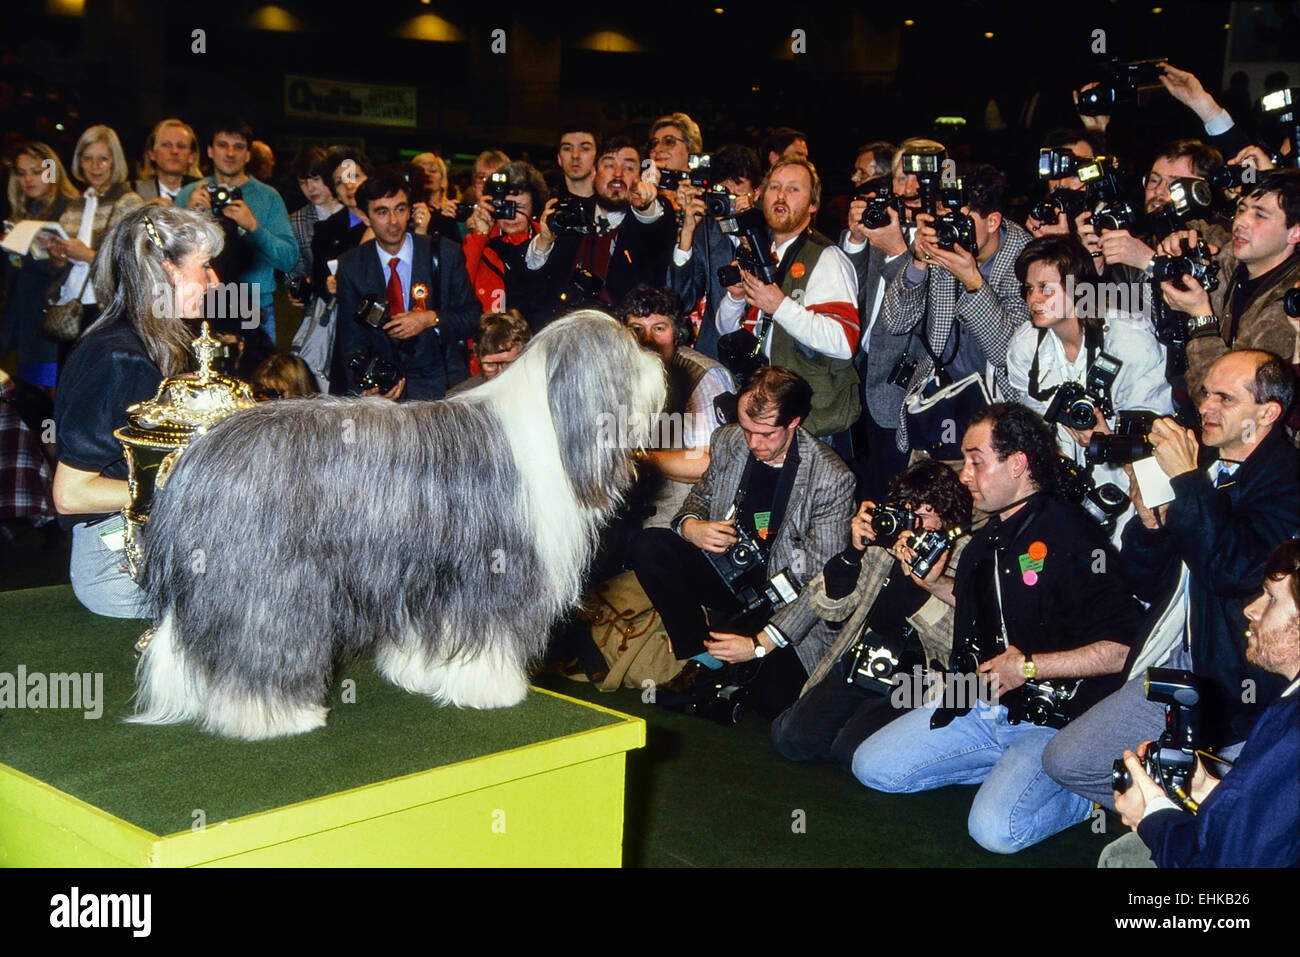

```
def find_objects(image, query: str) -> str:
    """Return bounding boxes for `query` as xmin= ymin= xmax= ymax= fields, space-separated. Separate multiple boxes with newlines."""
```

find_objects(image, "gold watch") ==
xmin=1022 ymin=654 xmax=1037 ymax=680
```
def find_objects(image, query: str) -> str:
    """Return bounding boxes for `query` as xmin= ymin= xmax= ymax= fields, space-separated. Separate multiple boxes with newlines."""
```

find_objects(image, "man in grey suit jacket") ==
xmin=632 ymin=367 xmax=855 ymax=717
xmin=841 ymin=188 xmax=914 ymax=498
xmin=881 ymin=165 xmax=1031 ymax=457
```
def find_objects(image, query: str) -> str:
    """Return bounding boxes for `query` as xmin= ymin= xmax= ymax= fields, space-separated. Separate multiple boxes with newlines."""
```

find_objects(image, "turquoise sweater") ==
xmin=176 ymin=176 xmax=297 ymax=308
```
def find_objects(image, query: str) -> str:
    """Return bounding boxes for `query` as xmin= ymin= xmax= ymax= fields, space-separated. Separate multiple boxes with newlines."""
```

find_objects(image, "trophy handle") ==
xmin=155 ymin=448 xmax=180 ymax=491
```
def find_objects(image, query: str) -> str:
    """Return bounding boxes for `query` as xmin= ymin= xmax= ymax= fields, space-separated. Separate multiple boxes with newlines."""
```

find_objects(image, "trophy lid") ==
xmin=115 ymin=322 xmax=256 ymax=448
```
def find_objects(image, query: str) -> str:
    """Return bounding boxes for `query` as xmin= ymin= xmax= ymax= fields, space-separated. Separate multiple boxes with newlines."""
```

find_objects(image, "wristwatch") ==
xmin=751 ymin=636 xmax=767 ymax=659
xmin=1185 ymin=313 xmax=1220 ymax=340
xmin=1022 ymin=654 xmax=1037 ymax=680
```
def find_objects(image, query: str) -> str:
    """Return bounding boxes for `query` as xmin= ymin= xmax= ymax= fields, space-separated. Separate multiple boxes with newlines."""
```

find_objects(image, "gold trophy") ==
xmin=114 ymin=322 xmax=256 ymax=580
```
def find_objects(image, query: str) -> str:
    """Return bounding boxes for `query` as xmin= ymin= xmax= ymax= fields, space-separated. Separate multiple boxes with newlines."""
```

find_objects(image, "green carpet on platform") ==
xmin=0 ymin=585 xmax=1114 ymax=866
xmin=0 ymin=586 xmax=619 ymax=838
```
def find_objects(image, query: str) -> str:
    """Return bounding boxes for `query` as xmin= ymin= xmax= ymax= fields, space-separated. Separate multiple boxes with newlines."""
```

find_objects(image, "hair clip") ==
xmin=143 ymin=214 xmax=164 ymax=250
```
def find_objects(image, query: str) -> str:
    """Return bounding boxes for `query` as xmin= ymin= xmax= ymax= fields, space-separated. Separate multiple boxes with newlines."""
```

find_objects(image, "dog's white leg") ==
xmin=375 ymin=629 xmax=529 ymax=709
xmin=201 ymin=686 xmax=329 ymax=741
xmin=125 ymin=611 xmax=204 ymax=726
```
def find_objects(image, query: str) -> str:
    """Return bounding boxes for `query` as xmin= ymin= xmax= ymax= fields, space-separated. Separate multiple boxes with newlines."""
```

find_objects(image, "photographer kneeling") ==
xmin=1104 ymin=539 xmax=1300 ymax=867
xmin=631 ymin=367 xmax=854 ymax=718
xmin=770 ymin=460 xmax=970 ymax=770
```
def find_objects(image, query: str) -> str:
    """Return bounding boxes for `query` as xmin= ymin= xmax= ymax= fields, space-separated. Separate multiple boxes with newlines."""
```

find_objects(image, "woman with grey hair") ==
xmin=45 ymin=125 xmax=145 ymax=333
xmin=51 ymin=205 xmax=223 ymax=617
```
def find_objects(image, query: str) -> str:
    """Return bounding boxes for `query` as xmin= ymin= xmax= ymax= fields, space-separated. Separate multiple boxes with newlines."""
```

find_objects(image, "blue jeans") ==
xmin=851 ymin=697 xmax=1091 ymax=854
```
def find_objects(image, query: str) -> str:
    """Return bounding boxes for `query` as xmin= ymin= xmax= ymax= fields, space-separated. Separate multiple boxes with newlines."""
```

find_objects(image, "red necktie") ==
xmin=386 ymin=257 xmax=404 ymax=315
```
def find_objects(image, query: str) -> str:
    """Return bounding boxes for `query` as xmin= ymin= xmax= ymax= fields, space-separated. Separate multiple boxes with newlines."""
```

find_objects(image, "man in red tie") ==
xmin=714 ymin=156 xmax=861 ymax=453
xmin=330 ymin=172 xmax=481 ymax=400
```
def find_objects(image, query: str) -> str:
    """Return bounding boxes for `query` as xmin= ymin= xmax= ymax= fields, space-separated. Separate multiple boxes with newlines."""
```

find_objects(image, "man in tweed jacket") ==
xmin=632 ymin=367 xmax=855 ymax=716
xmin=881 ymin=165 xmax=1031 ymax=454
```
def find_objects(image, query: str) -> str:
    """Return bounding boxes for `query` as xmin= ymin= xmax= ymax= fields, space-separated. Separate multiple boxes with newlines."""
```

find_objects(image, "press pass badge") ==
xmin=98 ymin=513 xmax=128 ymax=552
xmin=327 ymin=259 xmax=339 ymax=276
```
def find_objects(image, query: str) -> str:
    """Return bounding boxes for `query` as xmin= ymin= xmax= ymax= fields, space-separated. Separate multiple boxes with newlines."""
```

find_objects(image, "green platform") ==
xmin=0 ymin=586 xmax=642 ymax=867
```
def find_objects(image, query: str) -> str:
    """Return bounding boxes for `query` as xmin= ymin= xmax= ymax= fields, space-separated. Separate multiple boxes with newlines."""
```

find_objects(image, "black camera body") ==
xmin=1038 ymin=147 xmax=1087 ymax=180
xmin=1029 ymin=187 xmax=1090 ymax=227
xmin=933 ymin=211 xmax=977 ymax=253
xmin=1112 ymin=668 xmax=1203 ymax=811
xmin=285 ymin=276 xmax=312 ymax=302
xmin=1076 ymin=59 xmax=1167 ymax=116
xmin=347 ymin=351 xmax=402 ymax=393
xmin=704 ymin=184 xmax=735 ymax=218
xmin=655 ymin=153 xmax=712 ymax=191
xmin=1284 ymin=286 xmax=1300 ymax=319
xmin=932 ymin=628 xmax=1079 ymax=730
xmin=1044 ymin=352 xmax=1122 ymax=430
xmin=1060 ymin=459 xmax=1129 ymax=531
xmin=1151 ymin=239 xmax=1220 ymax=294
xmin=887 ymin=354 xmax=918 ymax=388
xmin=557 ymin=265 xmax=604 ymax=310
xmin=549 ymin=195 xmax=593 ymax=235
xmin=1144 ymin=177 xmax=1215 ymax=240
xmin=205 ymin=182 xmax=242 ymax=211
xmin=1086 ymin=409 xmax=1158 ymax=465
xmin=718 ymin=207 xmax=779 ymax=285
xmin=870 ymin=502 xmax=917 ymax=547
xmin=908 ymin=526 xmax=962 ymax=580
xmin=483 ymin=170 xmax=518 ymax=220
xmin=1076 ymin=155 xmax=1136 ymax=231
xmin=847 ymin=626 xmax=924 ymax=695
xmin=354 ymin=295 xmax=391 ymax=329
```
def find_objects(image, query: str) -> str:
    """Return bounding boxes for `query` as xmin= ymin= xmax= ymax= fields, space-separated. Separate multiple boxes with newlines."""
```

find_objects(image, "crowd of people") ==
xmin=2 ymin=58 xmax=1298 ymax=866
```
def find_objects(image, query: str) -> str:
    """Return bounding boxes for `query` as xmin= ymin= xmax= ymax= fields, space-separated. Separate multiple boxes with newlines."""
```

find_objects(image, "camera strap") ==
xmin=1026 ymin=323 xmax=1101 ymax=401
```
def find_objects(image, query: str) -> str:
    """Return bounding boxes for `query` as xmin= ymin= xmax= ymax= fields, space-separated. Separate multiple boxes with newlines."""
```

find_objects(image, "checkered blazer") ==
xmin=881 ymin=221 xmax=1032 ymax=451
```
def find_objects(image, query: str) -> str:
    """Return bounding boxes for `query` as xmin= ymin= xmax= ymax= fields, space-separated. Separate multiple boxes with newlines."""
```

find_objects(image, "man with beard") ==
xmin=525 ymin=135 xmax=674 ymax=326
xmin=714 ymin=156 xmax=861 ymax=446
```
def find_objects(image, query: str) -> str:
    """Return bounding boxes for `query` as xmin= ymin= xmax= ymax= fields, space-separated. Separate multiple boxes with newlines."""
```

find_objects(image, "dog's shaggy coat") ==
xmin=128 ymin=311 xmax=666 ymax=739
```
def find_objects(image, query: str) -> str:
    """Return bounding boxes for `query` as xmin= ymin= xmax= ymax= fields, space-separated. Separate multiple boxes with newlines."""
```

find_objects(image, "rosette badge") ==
xmin=113 ymin=322 xmax=257 ymax=580
xmin=411 ymin=283 xmax=429 ymax=311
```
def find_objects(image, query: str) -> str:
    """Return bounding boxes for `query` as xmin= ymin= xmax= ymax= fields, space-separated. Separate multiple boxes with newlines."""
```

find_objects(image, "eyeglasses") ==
xmin=479 ymin=359 xmax=515 ymax=374
xmin=649 ymin=135 xmax=682 ymax=149
xmin=82 ymin=155 xmax=112 ymax=167
xmin=1142 ymin=172 xmax=1167 ymax=190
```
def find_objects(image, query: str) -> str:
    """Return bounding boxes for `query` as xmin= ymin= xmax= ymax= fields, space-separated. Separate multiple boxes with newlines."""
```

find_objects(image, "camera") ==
xmin=704 ymin=184 xmax=735 ymax=218
xmin=685 ymin=681 xmax=746 ymax=725
xmin=483 ymin=170 xmax=518 ymax=220
xmin=1284 ymin=286 xmax=1300 ymax=319
xmin=548 ymin=195 xmax=593 ymax=235
xmin=347 ymin=351 xmax=402 ymax=394
xmin=285 ymin=276 xmax=312 ymax=302
xmin=1076 ymin=155 xmax=1137 ymax=231
xmin=557 ymin=265 xmax=604 ymax=310
xmin=1085 ymin=410 xmax=1157 ymax=465
xmin=932 ymin=211 xmax=976 ymax=253
xmin=1151 ymin=239 xmax=1220 ymax=294
xmin=1145 ymin=177 xmax=1215 ymax=239
xmin=718 ymin=207 xmax=778 ymax=285
xmin=1076 ymin=59 xmax=1166 ymax=116
xmin=1044 ymin=352 xmax=1122 ymax=430
xmin=1112 ymin=668 xmax=1203 ymax=812
xmin=354 ymin=295 xmax=390 ymax=329
xmin=870 ymin=502 xmax=917 ymax=547
xmin=902 ymin=145 xmax=947 ymax=214
xmin=1038 ymin=148 xmax=1087 ymax=181
xmin=716 ymin=329 xmax=769 ymax=390
xmin=452 ymin=202 xmax=476 ymax=223
xmin=908 ymin=526 xmax=962 ymax=580
xmin=1011 ymin=679 xmax=1080 ymax=729
xmin=653 ymin=153 xmax=712 ymax=192
xmin=1029 ymin=187 xmax=1090 ymax=226
xmin=1259 ymin=86 xmax=1300 ymax=159
xmin=887 ymin=354 xmax=918 ymax=389
xmin=204 ymin=182 xmax=242 ymax=211
xmin=847 ymin=626 xmax=923 ymax=695
xmin=1060 ymin=459 xmax=1129 ymax=531
xmin=860 ymin=186 xmax=905 ymax=230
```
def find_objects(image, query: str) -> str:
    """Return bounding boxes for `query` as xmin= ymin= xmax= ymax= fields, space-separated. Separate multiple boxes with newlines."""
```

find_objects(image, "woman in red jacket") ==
xmin=462 ymin=161 xmax=547 ymax=325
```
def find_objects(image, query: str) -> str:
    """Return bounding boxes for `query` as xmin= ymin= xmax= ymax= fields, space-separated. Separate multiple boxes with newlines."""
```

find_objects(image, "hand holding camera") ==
xmin=220 ymin=199 xmax=257 ymax=233
xmin=912 ymin=212 xmax=982 ymax=291
xmin=1148 ymin=415 xmax=1200 ymax=479
xmin=676 ymin=182 xmax=707 ymax=249
xmin=849 ymin=197 xmax=908 ymax=255
xmin=1155 ymin=229 xmax=1217 ymax=316
xmin=680 ymin=515 xmax=740 ymax=554
xmin=1099 ymin=228 xmax=1155 ymax=270
xmin=850 ymin=501 xmax=877 ymax=550
xmin=466 ymin=200 xmax=493 ymax=237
